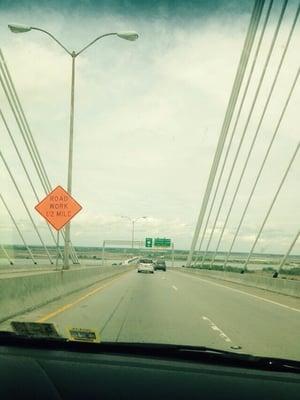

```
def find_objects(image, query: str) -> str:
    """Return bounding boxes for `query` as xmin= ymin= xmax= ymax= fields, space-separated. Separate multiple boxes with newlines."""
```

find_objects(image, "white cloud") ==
xmin=0 ymin=3 xmax=299 ymax=254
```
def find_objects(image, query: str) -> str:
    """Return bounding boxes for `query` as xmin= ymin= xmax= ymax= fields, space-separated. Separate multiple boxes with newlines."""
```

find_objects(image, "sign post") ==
xmin=102 ymin=240 xmax=105 ymax=267
xmin=35 ymin=186 xmax=82 ymax=269
xmin=55 ymin=230 xmax=60 ymax=267
xmin=172 ymin=242 xmax=175 ymax=267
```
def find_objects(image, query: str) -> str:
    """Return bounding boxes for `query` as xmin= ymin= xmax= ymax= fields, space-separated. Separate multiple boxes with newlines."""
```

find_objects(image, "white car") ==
xmin=137 ymin=258 xmax=154 ymax=274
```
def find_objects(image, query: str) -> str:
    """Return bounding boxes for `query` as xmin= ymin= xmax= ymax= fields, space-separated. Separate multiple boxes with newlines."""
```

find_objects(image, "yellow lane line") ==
xmin=37 ymin=272 xmax=130 ymax=323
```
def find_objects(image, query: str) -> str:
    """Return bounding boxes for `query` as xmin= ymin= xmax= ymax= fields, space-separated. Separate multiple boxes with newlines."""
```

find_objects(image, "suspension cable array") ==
xmin=192 ymin=0 xmax=274 ymax=267
xmin=0 ymin=49 xmax=79 ymax=265
xmin=187 ymin=0 xmax=266 ymax=266
xmin=188 ymin=0 xmax=299 ymax=271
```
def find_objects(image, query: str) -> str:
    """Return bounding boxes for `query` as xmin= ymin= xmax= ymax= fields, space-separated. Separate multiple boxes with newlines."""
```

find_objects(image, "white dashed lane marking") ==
xmin=202 ymin=316 xmax=232 ymax=343
xmin=172 ymin=285 xmax=178 ymax=291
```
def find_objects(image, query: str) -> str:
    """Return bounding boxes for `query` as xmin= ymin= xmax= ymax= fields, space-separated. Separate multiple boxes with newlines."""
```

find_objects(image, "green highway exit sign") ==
xmin=145 ymin=238 xmax=153 ymax=248
xmin=154 ymin=238 xmax=171 ymax=247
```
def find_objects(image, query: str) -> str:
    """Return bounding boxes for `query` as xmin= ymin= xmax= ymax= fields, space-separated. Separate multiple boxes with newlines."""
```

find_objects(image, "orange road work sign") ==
xmin=35 ymin=186 xmax=82 ymax=231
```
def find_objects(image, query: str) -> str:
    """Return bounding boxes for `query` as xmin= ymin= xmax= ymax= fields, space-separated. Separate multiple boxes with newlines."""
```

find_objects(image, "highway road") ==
xmin=1 ymin=268 xmax=300 ymax=361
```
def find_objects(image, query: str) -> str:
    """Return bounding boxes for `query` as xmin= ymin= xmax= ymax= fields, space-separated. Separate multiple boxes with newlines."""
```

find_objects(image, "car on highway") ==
xmin=154 ymin=260 xmax=166 ymax=271
xmin=137 ymin=258 xmax=154 ymax=274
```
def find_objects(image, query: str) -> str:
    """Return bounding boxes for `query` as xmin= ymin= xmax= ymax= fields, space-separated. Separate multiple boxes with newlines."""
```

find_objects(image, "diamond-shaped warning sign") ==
xmin=35 ymin=186 xmax=82 ymax=231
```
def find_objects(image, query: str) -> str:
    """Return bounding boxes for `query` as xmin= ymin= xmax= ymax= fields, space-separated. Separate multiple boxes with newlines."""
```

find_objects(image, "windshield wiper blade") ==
xmin=104 ymin=342 xmax=239 ymax=356
xmin=1 ymin=332 xmax=299 ymax=372
xmin=97 ymin=342 xmax=300 ymax=372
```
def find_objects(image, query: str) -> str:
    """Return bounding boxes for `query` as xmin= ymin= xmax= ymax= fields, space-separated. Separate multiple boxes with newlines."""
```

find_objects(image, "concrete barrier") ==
xmin=174 ymin=268 xmax=300 ymax=298
xmin=0 ymin=265 xmax=133 ymax=324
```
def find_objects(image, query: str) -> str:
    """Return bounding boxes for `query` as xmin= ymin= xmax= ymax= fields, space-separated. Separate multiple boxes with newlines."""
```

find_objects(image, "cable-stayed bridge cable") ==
xmin=243 ymin=141 xmax=300 ymax=271
xmin=199 ymin=0 xmax=288 ymax=267
xmin=0 ymin=150 xmax=53 ymax=263
xmin=0 ymin=108 xmax=64 ymax=259
xmin=210 ymin=4 xmax=299 ymax=267
xmin=278 ymin=230 xmax=300 ymax=273
xmin=223 ymin=67 xmax=300 ymax=269
xmin=192 ymin=0 xmax=274 ymax=267
xmin=0 ymin=193 xmax=37 ymax=264
xmin=186 ymin=0 xmax=265 ymax=266
xmin=0 ymin=50 xmax=79 ymax=264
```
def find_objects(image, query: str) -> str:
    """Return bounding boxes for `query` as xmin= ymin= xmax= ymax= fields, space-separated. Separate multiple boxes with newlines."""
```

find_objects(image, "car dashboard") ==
xmin=0 ymin=335 xmax=299 ymax=399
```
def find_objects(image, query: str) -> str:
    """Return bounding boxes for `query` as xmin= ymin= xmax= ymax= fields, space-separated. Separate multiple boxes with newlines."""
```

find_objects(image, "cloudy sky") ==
xmin=0 ymin=0 xmax=299 ymax=254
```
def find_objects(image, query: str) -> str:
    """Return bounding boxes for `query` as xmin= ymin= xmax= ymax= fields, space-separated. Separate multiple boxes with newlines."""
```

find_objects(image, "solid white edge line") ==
xmin=173 ymin=270 xmax=300 ymax=313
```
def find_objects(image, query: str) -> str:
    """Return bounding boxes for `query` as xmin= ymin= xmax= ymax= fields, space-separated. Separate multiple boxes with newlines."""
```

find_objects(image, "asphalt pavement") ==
xmin=1 ymin=268 xmax=299 ymax=361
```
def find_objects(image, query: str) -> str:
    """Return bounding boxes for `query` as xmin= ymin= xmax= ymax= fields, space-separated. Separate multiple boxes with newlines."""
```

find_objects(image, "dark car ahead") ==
xmin=154 ymin=260 xmax=166 ymax=271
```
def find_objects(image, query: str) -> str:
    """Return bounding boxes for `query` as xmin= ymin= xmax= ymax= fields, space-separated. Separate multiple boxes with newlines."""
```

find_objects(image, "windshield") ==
xmin=0 ymin=0 xmax=299 ymax=363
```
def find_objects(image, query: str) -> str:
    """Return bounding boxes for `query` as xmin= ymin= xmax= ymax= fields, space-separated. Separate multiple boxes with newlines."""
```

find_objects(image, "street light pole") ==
xmin=121 ymin=216 xmax=147 ymax=250
xmin=8 ymin=24 xmax=139 ymax=269
xmin=64 ymin=51 xmax=76 ymax=268
xmin=131 ymin=220 xmax=135 ymax=249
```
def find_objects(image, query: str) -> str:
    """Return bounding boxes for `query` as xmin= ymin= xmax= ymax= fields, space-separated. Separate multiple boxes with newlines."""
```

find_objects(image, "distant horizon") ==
xmin=2 ymin=243 xmax=300 ymax=258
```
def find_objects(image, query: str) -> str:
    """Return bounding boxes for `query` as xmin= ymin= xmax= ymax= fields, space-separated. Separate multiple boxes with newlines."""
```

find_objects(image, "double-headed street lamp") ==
xmin=121 ymin=216 xmax=147 ymax=249
xmin=8 ymin=23 xmax=139 ymax=269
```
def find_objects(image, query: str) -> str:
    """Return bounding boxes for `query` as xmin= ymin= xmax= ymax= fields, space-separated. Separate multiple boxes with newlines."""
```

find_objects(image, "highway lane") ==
xmin=35 ymin=269 xmax=226 ymax=349
xmin=169 ymin=270 xmax=300 ymax=359
xmin=1 ymin=268 xmax=300 ymax=360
